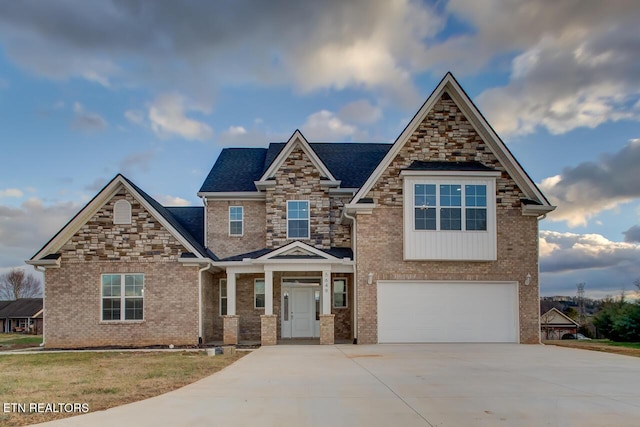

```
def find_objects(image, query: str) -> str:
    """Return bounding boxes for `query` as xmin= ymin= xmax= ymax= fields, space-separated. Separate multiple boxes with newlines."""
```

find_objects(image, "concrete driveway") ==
xmin=38 ymin=344 xmax=640 ymax=427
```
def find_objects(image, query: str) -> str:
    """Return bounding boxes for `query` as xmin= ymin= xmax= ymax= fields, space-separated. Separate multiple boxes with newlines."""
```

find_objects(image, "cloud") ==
xmin=119 ymin=150 xmax=155 ymax=176
xmin=124 ymin=109 xmax=145 ymax=125
xmin=623 ymin=225 xmax=640 ymax=243
xmin=0 ymin=1 xmax=443 ymax=107
xmin=71 ymin=102 xmax=108 ymax=132
xmin=0 ymin=188 xmax=23 ymax=198
xmin=155 ymin=195 xmax=190 ymax=207
xmin=428 ymin=1 xmax=640 ymax=137
xmin=539 ymin=230 xmax=640 ymax=298
xmin=540 ymin=139 xmax=640 ymax=227
xmin=148 ymin=93 xmax=213 ymax=141
xmin=302 ymin=110 xmax=357 ymax=141
xmin=338 ymin=100 xmax=382 ymax=125
xmin=0 ymin=197 xmax=81 ymax=268
xmin=84 ymin=177 xmax=109 ymax=192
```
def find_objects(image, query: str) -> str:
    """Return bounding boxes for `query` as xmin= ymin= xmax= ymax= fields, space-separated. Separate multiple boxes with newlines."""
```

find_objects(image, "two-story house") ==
xmin=27 ymin=73 xmax=554 ymax=348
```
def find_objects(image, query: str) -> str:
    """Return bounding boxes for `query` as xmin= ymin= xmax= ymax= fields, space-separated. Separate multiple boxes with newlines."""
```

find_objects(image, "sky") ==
xmin=1 ymin=0 xmax=639 ymax=300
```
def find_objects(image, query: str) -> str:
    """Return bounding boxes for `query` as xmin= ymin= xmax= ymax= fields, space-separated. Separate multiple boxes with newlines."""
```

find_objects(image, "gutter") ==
xmin=34 ymin=266 xmax=46 ymax=346
xmin=342 ymin=209 xmax=358 ymax=344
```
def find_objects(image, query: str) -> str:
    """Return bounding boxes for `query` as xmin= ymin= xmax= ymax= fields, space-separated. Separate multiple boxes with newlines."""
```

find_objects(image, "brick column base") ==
xmin=319 ymin=314 xmax=335 ymax=345
xmin=260 ymin=315 xmax=277 ymax=346
xmin=223 ymin=315 xmax=239 ymax=345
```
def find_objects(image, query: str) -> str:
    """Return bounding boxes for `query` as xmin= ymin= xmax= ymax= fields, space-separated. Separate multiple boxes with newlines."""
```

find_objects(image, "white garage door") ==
xmin=378 ymin=281 xmax=518 ymax=343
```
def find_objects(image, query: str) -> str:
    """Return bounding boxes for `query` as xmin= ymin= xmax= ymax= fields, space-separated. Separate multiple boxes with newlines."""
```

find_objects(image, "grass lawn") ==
xmin=0 ymin=350 xmax=245 ymax=426
xmin=545 ymin=339 xmax=640 ymax=357
xmin=0 ymin=334 xmax=43 ymax=350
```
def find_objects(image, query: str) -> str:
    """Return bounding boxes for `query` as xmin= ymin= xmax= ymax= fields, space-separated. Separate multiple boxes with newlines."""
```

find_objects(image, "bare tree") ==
xmin=0 ymin=268 xmax=42 ymax=300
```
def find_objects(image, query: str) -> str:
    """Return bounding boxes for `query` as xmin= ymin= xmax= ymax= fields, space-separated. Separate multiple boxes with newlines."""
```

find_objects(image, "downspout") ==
xmin=536 ymin=213 xmax=547 ymax=344
xmin=35 ymin=266 xmax=46 ymax=346
xmin=198 ymin=263 xmax=209 ymax=346
xmin=343 ymin=209 xmax=357 ymax=344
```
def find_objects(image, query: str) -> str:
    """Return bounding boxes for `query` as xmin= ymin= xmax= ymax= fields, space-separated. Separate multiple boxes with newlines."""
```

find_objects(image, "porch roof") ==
xmin=219 ymin=246 xmax=353 ymax=262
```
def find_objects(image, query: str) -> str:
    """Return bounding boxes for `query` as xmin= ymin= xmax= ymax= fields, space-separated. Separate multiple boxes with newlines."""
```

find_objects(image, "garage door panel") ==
xmin=378 ymin=281 xmax=518 ymax=343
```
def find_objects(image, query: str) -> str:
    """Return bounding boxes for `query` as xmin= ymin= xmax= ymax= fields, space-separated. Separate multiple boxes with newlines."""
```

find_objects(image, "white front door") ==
xmin=282 ymin=286 xmax=320 ymax=338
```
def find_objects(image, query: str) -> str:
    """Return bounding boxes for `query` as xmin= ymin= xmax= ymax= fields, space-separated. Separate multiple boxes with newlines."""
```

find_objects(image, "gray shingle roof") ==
xmin=406 ymin=160 xmax=496 ymax=172
xmin=200 ymin=142 xmax=392 ymax=193
xmin=0 ymin=298 xmax=42 ymax=318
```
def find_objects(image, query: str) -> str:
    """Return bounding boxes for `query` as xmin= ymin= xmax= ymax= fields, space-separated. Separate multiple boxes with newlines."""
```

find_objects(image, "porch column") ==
xmin=261 ymin=269 xmax=277 ymax=346
xmin=264 ymin=270 xmax=273 ymax=315
xmin=223 ymin=271 xmax=239 ymax=345
xmin=320 ymin=268 xmax=335 ymax=345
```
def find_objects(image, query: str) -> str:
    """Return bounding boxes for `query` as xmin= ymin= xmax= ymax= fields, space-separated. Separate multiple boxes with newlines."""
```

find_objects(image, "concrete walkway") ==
xmin=35 ymin=344 xmax=640 ymax=427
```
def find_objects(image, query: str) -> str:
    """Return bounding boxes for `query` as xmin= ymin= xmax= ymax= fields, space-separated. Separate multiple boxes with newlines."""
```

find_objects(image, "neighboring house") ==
xmin=27 ymin=73 xmax=554 ymax=348
xmin=0 ymin=298 xmax=44 ymax=334
xmin=540 ymin=308 xmax=579 ymax=340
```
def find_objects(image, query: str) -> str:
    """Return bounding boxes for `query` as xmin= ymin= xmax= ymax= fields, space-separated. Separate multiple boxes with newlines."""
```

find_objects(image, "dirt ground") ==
xmin=544 ymin=340 xmax=640 ymax=358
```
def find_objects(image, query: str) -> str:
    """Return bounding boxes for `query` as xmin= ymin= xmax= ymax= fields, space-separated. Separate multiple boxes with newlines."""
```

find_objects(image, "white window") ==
xmin=220 ymin=279 xmax=227 ymax=316
xmin=101 ymin=274 xmax=144 ymax=321
xmin=113 ymin=200 xmax=132 ymax=224
xmin=287 ymin=200 xmax=309 ymax=239
xmin=254 ymin=279 xmax=265 ymax=309
xmin=333 ymin=279 xmax=347 ymax=308
xmin=414 ymin=184 xmax=487 ymax=231
xmin=229 ymin=206 xmax=243 ymax=236
xmin=403 ymin=175 xmax=497 ymax=261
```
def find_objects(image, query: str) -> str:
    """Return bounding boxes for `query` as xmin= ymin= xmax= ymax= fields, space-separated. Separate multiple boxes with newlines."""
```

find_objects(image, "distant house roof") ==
xmin=0 ymin=298 xmax=43 ymax=318
xmin=540 ymin=308 xmax=579 ymax=327
xmin=199 ymin=142 xmax=392 ymax=193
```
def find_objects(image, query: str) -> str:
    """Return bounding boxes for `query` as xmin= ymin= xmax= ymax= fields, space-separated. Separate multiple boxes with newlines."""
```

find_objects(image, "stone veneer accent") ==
xmin=265 ymin=143 xmax=333 ymax=249
xmin=206 ymin=200 xmax=266 ymax=259
xmin=319 ymin=314 xmax=335 ymax=345
xmin=356 ymin=93 xmax=540 ymax=344
xmin=260 ymin=315 xmax=277 ymax=346
xmin=61 ymin=186 xmax=186 ymax=262
xmin=223 ymin=315 xmax=239 ymax=345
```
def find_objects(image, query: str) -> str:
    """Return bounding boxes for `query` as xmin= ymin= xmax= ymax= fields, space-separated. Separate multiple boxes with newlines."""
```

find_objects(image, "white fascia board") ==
xmin=198 ymin=191 xmax=266 ymax=200
xmin=522 ymin=204 xmax=556 ymax=217
xmin=400 ymin=170 xmax=502 ymax=178
xmin=25 ymin=258 xmax=61 ymax=268
xmin=344 ymin=203 xmax=376 ymax=216
xmin=253 ymin=181 xmax=275 ymax=191
xmin=328 ymin=188 xmax=358 ymax=195
xmin=319 ymin=180 xmax=341 ymax=187
xmin=177 ymin=258 xmax=211 ymax=267
xmin=258 ymin=130 xmax=336 ymax=182
xmin=223 ymin=264 xmax=266 ymax=274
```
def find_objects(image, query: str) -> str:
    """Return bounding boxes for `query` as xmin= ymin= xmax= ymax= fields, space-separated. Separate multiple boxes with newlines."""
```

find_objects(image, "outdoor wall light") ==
xmin=367 ymin=272 xmax=374 ymax=285
xmin=525 ymin=273 xmax=532 ymax=286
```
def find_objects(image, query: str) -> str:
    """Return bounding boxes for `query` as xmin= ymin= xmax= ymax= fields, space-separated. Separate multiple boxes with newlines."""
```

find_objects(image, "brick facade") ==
xmin=206 ymin=200 xmax=266 ymax=259
xmin=356 ymin=93 xmax=540 ymax=344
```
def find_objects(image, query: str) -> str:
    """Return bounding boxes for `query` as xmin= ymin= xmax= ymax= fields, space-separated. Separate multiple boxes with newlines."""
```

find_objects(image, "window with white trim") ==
xmin=220 ymin=279 xmax=227 ymax=316
xmin=333 ymin=279 xmax=347 ymax=308
xmin=113 ymin=200 xmax=132 ymax=224
xmin=414 ymin=184 xmax=486 ymax=231
xmin=254 ymin=279 xmax=265 ymax=309
xmin=229 ymin=206 xmax=243 ymax=236
xmin=101 ymin=274 xmax=143 ymax=321
xmin=287 ymin=200 xmax=309 ymax=239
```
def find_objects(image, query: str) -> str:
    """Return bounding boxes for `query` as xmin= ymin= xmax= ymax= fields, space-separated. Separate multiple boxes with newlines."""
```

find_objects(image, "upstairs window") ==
xmin=113 ymin=200 xmax=132 ymax=224
xmin=287 ymin=200 xmax=309 ymax=239
xmin=414 ymin=184 xmax=487 ymax=231
xmin=229 ymin=206 xmax=243 ymax=236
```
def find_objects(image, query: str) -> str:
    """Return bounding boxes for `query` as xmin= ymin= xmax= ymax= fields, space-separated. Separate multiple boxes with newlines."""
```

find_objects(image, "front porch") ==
xmin=205 ymin=242 xmax=355 ymax=346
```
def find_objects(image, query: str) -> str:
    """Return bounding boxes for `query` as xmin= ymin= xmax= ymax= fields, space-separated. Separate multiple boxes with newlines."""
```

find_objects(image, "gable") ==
xmin=59 ymin=185 xmax=191 ymax=262
xmin=352 ymin=73 xmax=554 ymax=213
xmin=30 ymin=175 xmax=209 ymax=263
xmin=364 ymin=92 xmax=524 ymax=208
xmin=541 ymin=308 xmax=579 ymax=326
